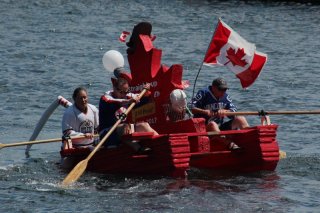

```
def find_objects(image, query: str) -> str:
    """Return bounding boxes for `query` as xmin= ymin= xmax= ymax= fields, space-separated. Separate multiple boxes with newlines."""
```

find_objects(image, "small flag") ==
xmin=203 ymin=19 xmax=267 ymax=88
xmin=119 ymin=31 xmax=131 ymax=43
xmin=182 ymin=80 xmax=190 ymax=89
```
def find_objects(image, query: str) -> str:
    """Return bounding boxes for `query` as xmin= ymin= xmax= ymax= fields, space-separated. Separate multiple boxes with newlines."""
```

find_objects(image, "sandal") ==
xmin=228 ymin=142 xmax=241 ymax=151
xmin=136 ymin=146 xmax=152 ymax=155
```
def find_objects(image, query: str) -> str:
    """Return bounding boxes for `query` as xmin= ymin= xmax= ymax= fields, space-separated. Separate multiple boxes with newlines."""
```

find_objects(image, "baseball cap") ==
xmin=113 ymin=67 xmax=132 ymax=83
xmin=212 ymin=77 xmax=228 ymax=90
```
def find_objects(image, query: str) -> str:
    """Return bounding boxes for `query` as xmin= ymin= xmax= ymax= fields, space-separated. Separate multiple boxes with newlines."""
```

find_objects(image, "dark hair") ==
xmin=72 ymin=87 xmax=87 ymax=100
xmin=112 ymin=77 xmax=128 ymax=89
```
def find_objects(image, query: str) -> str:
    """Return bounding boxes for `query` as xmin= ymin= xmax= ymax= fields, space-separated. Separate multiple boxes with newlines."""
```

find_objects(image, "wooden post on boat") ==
xmin=61 ymin=88 xmax=147 ymax=186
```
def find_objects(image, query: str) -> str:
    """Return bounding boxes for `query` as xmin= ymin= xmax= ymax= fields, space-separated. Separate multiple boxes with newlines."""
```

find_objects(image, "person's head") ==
xmin=112 ymin=77 xmax=130 ymax=98
xmin=167 ymin=89 xmax=187 ymax=122
xmin=72 ymin=87 xmax=88 ymax=112
xmin=211 ymin=77 xmax=228 ymax=99
xmin=170 ymin=89 xmax=187 ymax=113
xmin=113 ymin=67 xmax=132 ymax=83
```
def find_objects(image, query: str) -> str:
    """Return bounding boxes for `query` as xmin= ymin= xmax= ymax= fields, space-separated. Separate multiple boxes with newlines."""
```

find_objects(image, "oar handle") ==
xmin=0 ymin=134 xmax=99 ymax=150
xmin=225 ymin=110 xmax=320 ymax=116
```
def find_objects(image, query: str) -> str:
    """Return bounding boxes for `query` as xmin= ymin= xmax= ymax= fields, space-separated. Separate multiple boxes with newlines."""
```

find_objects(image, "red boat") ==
xmin=60 ymin=22 xmax=281 ymax=178
xmin=61 ymin=118 xmax=280 ymax=178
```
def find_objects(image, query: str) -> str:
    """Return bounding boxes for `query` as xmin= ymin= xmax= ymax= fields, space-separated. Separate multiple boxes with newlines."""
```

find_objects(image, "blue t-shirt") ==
xmin=191 ymin=86 xmax=237 ymax=125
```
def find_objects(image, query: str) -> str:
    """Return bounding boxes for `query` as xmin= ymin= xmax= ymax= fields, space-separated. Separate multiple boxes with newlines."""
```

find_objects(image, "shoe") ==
xmin=228 ymin=142 xmax=241 ymax=151
xmin=136 ymin=147 xmax=152 ymax=155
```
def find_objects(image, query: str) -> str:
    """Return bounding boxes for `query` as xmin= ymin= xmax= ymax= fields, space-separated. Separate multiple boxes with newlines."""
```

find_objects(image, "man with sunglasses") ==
xmin=99 ymin=70 xmax=158 ymax=154
xmin=191 ymin=77 xmax=249 ymax=150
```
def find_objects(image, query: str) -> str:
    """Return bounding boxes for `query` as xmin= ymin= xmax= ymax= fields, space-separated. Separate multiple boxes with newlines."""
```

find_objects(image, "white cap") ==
xmin=170 ymin=89 xmax=187 ymax=112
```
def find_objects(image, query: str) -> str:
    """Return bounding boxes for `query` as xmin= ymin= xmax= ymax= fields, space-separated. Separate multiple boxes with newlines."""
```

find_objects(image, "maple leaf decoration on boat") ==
xmin=226 ymin=47 xmax=248 ymax=67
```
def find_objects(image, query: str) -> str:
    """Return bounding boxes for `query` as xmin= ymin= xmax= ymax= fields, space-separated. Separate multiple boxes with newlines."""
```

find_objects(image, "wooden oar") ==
xmin=61 ymin=88 xmax=147 ymax=186
xmin=0 ymin=135 xmax=98 ymax=150
xmin=225 ymin=110 xmax=320 ymax=116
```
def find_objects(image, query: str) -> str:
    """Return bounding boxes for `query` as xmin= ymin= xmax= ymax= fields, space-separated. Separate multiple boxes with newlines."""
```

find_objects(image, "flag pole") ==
xmin=191 ymin=18 xmax=222 ymax=102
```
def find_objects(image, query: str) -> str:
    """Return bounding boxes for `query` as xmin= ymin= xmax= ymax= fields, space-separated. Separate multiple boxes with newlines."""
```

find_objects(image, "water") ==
xmin=1 ymin=0 xmax=320 ymax=212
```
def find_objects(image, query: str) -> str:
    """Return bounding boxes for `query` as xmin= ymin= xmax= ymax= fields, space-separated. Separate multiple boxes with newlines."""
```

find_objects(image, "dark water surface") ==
xmin=1 ymin=0 xmax=320 ymax=212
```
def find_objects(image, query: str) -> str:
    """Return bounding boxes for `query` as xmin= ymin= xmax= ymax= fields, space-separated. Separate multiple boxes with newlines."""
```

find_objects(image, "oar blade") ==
xmin=0 ymin=143 xmax=5 ymax=149
xmin=61 ymin=159 xmax=88 ymax=186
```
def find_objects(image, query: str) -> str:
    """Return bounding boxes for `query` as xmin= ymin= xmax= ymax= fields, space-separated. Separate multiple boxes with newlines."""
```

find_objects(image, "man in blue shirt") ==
xmin=191 ymin=77 xmax=249 ymax=150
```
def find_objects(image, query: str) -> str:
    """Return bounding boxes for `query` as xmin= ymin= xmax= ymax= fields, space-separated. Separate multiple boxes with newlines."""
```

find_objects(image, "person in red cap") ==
xmin=99 ymin=68 xmax=158 ymax=154
xmin=191 ymin=77 xmax=249 ymax=150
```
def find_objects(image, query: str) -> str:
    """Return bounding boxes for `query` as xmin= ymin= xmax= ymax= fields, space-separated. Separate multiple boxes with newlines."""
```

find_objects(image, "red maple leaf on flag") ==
xmin=226 ymin=47 xmax=248 ymax=67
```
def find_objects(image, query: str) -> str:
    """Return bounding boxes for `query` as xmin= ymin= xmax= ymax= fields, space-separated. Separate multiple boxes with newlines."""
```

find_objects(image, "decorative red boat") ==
xmin=60 ymin=118 xmax=280 ymax=178
xmin=60 ymin=22 xmax=281 ymax=178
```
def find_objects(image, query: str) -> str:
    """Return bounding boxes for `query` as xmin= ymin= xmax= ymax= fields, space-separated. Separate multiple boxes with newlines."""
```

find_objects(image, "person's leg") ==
xmin=219 ymin=120 xmax=241 ymax=151
xmin=134 ymin=122 xmax=159 ymax=135
xmin=99 ymin=126 xmax=122 ymax=148
xmin=206 ymin=121 xmax=220 ymax=132
xmin=117 ymin=124 xmax=141 ymax=151
xmin=231 ymin=116 xmax=249 ymax=130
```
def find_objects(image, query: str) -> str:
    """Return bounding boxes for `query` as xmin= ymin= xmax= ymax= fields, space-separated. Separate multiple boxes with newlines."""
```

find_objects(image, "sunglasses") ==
xmin=116 ymin=87 xmax=129 ymax=94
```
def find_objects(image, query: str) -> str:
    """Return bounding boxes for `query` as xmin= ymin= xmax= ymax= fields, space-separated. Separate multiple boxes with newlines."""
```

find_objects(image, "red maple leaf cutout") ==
xmin=226 ymin=47 xmax=248 ymax=67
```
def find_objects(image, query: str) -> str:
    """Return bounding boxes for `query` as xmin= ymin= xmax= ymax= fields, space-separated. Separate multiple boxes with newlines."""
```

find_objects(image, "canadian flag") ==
xmin=203 ymin=19 xmax=267 ymax=88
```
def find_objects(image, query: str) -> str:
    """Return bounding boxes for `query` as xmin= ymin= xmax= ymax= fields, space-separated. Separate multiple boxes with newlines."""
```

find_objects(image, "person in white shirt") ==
xmin=62 ymin=87 xmax=99 ymax=149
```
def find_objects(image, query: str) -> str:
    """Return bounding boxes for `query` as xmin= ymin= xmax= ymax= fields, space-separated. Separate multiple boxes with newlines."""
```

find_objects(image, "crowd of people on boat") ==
xmin=61 ymin=66 xmax=249 ymax=154
xmin=60 ymin=20 xmax=250 ymax=155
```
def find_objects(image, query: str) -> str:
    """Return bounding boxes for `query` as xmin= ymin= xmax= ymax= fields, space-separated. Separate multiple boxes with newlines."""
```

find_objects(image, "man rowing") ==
xmin=99 ymin=68 xmax=158 ymax=154
xmin=61 ymin=87 xmax=99 ymax=150
xmin=191 ymin=77 xmax=249 ymax=150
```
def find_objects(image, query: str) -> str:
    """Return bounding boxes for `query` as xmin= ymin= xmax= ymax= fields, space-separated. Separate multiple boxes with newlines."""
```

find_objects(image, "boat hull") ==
xmin=61 ymin=133 xmax=191 ymax=178
xmin=189 ymin=125 xmax=279 ymax=172
xmin=61 ymin=118 xmax=280 ymax=178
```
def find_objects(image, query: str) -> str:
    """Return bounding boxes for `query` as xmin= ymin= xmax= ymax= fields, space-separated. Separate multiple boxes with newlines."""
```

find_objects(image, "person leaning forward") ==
xmin=191 ymin=77 xmax=249 ymax=150
xmin=99 ymin=68 xmax=158 ymax=154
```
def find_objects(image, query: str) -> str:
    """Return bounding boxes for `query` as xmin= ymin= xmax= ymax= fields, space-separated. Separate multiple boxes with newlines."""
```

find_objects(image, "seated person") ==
xmin=166 ymin=89 xmax=192 ymax=122
xmin=191 ymin=77 xmax=249 ymax=150
xmin=99 ymin=69 xmax=158 ymax=154
xmin=61 ymin=87 xmax=99 ymax=150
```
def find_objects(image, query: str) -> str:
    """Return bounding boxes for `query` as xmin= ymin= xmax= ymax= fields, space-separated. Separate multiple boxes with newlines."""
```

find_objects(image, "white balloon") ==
xmin=102 ymin=50 xmax=125 ymax=72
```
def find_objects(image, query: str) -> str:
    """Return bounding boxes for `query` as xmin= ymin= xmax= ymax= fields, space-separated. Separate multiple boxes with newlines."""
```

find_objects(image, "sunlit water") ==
xmin=1 ymin=0 xmax=320 ymax=212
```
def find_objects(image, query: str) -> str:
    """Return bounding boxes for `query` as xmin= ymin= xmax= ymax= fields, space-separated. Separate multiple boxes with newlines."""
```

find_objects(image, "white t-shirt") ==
xmin=62 ymin=104 xmax=99 ymax=146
